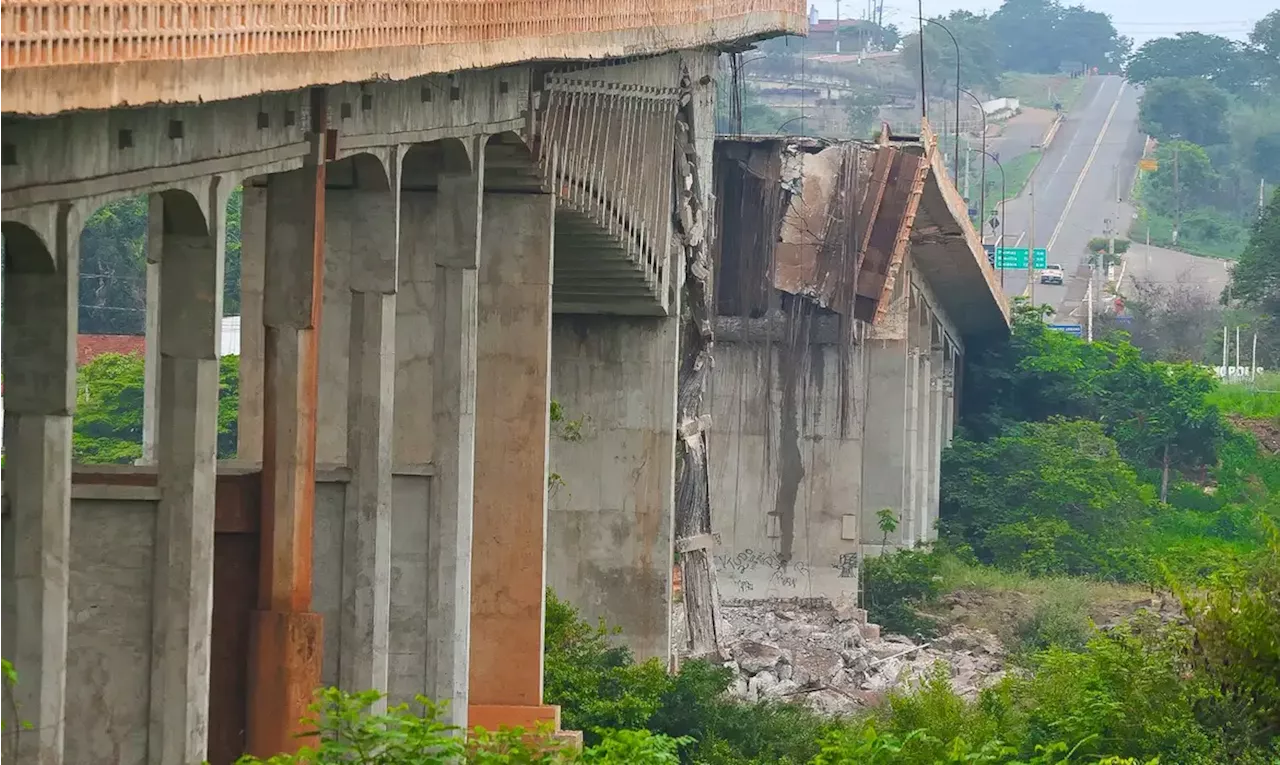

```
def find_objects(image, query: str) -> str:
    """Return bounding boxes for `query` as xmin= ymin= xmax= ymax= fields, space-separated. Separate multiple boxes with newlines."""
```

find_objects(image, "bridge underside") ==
xmin=0 ymin=50 xmax=717 ymax=764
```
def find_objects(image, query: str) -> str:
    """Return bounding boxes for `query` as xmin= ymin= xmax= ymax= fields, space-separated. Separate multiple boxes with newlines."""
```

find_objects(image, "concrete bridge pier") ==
xmin=469 ymin=184 xmax=560 ymax=732
xmin=149 ymin=182 xmax=229 ymax=763
xmin=246 ymin=159 xmax=329 ymax=756
xmin=1 ymin=205 xmax=80 ymax=764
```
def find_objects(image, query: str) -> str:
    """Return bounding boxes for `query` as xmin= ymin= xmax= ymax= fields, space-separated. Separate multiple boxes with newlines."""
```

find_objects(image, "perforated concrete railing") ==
xmin=535 ymin=59 xmax=683 ymax=312
xmin=2 ymin=0 xmax=803 ymax=68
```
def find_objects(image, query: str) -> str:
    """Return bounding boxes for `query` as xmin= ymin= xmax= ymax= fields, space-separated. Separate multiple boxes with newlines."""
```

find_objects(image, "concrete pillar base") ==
xmin=246 ymin=609 xmax=324 ymax=757
xmin=468 ymin=703 xmax=561 ymax=732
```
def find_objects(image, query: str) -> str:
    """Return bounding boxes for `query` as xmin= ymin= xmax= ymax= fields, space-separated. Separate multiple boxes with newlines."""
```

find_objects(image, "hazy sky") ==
xmin=810 ymin=1 xmax=1271 ymax=45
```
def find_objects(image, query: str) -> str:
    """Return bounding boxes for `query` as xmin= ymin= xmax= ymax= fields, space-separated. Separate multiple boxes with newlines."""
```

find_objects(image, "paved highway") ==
xmin=988 ymin=75 xmax=1147 ymax=320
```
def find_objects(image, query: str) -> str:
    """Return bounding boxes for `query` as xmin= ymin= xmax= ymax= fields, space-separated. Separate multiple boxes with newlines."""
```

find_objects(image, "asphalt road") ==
xmin=988 ymin=75 xmax=1147 ymax=320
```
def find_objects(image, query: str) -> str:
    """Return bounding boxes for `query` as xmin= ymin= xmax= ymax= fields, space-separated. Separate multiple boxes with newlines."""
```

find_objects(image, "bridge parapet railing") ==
xmin=535 ymin=59 xmax=684 ymax=307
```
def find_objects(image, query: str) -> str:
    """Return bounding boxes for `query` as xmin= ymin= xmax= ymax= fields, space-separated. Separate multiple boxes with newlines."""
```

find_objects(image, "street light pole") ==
xmin=978 ymin=149 xmax=1006 ymax=289
xmin=917 ymin=0 xmax=927 ymax=123
xmin=960 ymin=87 xmax=986 ymax=238
xmin=921 ymin=17 xmax=961 ymax=182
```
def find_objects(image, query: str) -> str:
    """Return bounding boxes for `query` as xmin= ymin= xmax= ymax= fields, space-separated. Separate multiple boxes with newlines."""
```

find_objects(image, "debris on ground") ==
xmin=672 ymin=599 xmax=1007 ymax=716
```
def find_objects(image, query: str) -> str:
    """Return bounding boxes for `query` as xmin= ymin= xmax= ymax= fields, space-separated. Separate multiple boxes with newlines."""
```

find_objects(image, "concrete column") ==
xmin=247 ymin=160 xmax=326 ymax=758
xmin=914 ymin=346 xmax=931 ymax=547
xmin=860 ymin=336 xmax=909 ymax=552
xmin=943 ymin=350 xmax=957 ymax=447
xmin=139 ymin=197 xmax=162 ymax=465
xmin=427 ymin=167 xmax=484 ymax=727
xmin=333 ymin=169 xmax=399 ymax=706
xmin=928 ymin=339 xmax=946 ymax=543
xmin=1 ymin=205 xmax=79 ymax=765
xmin=547 ymin=311 xmax=680 ymax=663
xmin=903 ymin=342 xmax=920 ymax=547
xmin=237 ymin=183 xmax=267 ymax=463
xmin=148 ymin=182 xmax=226 ymax=765
xmin=469 ymin=189 xmax=558 ymax=732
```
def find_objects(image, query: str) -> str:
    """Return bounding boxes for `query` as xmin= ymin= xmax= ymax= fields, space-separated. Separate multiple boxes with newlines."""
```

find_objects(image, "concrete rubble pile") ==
xmin=675 ymin=599 xmax=1007 ymax=716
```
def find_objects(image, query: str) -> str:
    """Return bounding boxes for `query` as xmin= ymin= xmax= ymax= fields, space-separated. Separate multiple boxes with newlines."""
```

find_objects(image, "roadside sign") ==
xmin=991 ymin=247 xmax=1048 ymax=269
xmin=988 ymin=215 xmax=1000 ymax=231
xmin=1048 ymin=323 xmax=1083 ymax=337
xmin=1139 ymin=158 xmax=1158 ymax=172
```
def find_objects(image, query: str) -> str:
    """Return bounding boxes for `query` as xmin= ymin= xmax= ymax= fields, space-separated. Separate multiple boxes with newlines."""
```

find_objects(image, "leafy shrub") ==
xmin=232 ymin=687 xmax=689 ymax=765
xmin=1182 ymin=519 xmax=1280 ymax=744
xmin=862 ymin=548 xmax=944 ymax=638
xmin=940 ymin=419 xmax=1154 ymax=580
xmin=1014 ymin=596 xmax=1094 ymax=654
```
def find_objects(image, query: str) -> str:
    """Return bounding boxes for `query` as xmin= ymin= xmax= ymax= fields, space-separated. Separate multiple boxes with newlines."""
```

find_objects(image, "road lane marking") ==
xmin=1046 ymin=81 xmax=1126 ymax=255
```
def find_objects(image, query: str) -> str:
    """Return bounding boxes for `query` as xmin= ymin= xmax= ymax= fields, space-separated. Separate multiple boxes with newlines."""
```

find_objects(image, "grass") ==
xmin=1208 ymin=373 xmax=1280 ymax=419
xmin=999 ymin=72 xmax=1086 ymax=112
xmin=930 ymin=554 xmax=1153 ymax=655
xmin=1129 ymin=174 xmax=1251 ymax=260
xmin=969 ymin=149 xmax=1042 ymax=224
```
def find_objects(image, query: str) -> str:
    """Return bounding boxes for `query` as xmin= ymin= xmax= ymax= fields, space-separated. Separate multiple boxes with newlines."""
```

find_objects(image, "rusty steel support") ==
xmin=245 ymin=87 xmax=328 ymax=759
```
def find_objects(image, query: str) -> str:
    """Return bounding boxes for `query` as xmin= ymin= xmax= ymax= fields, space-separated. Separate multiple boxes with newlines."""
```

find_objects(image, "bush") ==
xmin=1182 ymin=519 xmax=1280 ymax=744
xmin=862 ymin=548 xmax=944 ymax=638
xmin=231 ymin=687 xmax=690 ymax=764
xmin=940 ymin=419 xmax=1155 ymax=580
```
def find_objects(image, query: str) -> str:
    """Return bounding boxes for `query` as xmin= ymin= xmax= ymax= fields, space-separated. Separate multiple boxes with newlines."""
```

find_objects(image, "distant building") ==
xmin=807 ymin=18 xmax=876 ymax=53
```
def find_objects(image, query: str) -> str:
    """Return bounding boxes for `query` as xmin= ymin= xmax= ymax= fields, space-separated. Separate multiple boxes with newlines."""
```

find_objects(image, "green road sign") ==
xmin=992 ymin=247 xmax=1047 ymax=269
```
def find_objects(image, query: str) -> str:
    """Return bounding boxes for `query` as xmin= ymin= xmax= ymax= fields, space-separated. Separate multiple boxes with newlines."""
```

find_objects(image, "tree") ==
xmin=1123 ymin=275 xmax=1224 ymax=364
xmin=1096 ymin=355 xmax=1227 ymax=502
xmin=1248 ymin=10 xmax=1280 ymax=88
xmin=76 ymin=188 xmax=245 ymax=334
xmin=72 ymin=351 xmax=241 ymax=464
xmin=1138 ymin=79 xmax=1230 ymax=148
xmin=844 ymin=89 xmax=882 ymax=138
xmin=1255 ymin=132 xmax=1280 ymax=184
xmin=899 ymin=13 xmax=1002 ymax=95
xmin=960 ymin=299 xmax=1229 ymax=489
xmin=79 ymin=196 xmax=148 ymax=334
xmin=73 ymin=352 xmax=147 ymax=464
xmin=1141 ymin=140 xmax=1217 ymax=218
xmin=940 ymin=418 xmax=1153 ymax=578
xmin=987 ymin=0 xmax=1127 ymax=74
xmin=1226 ymin=188 xmax=1280 ymax=315
xmin=1126 ymin=32 xmax=1256 ymax=94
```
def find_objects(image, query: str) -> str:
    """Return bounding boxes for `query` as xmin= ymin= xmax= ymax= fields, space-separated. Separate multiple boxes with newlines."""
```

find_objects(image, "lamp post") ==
xmin=917 ymin=0 xmax=926 ymax=122
xmin=978 ymin=149 xmax=1006 ymax=289
xmin=960 ymin=87 xmax=986 ymax=242
xmin=920 ymin=17 xmax=961 ymax=183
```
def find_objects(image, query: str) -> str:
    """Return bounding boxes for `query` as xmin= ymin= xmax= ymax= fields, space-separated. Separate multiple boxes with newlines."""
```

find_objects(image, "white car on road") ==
xmin=1039 ymin=264 xmax=1065 ymax=285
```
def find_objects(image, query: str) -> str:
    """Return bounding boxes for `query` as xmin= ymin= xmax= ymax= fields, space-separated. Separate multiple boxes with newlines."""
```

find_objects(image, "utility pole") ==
xmin=964 ymin=141 xmax=971 ymax=203
xmin=1086 ymin=281 xmax=1094 ymax=343
xmin=835 ymin=0 xmax=841 ymax=53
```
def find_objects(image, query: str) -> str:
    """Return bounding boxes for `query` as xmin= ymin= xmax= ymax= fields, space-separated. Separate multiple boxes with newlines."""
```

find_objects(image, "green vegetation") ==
xmin=76 ymin=189 xmax=243 ymax=334
xmin=998 ymin=73 xmax=1085 ymax=112
xmin=72 ymin=351 xmax=240 ymax=463
xmin=232 ymin=687 xmax=689 ymax=764
xmin=1128 ymin=13 xmax=1280 ymax=259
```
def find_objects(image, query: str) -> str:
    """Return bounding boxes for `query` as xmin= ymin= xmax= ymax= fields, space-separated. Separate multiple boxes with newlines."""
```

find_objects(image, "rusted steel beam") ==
xmin=245 ymin=87 xmax=328 ymax=760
